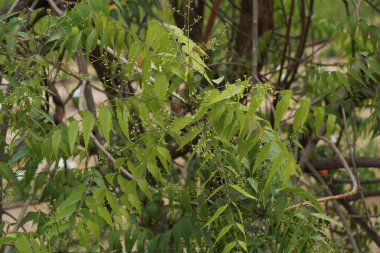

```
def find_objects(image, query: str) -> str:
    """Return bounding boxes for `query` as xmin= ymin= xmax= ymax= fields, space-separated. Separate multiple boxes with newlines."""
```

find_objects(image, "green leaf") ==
xmin=85 ymin=29 xmax=97 ymax=55
xmin=170 ymin=115 xmax=194 ymax=132
xmin=98 ymin=106 xmax=113 ymax=143
xmin=51 ymin=204 xmax=77 ymax=223
xmin=230 ymin=184 xmax=257 ymax=200
xmin=98 ymin=206 xmax=113 ymax=225
xmin=310 ymin=212 xmax=343 ymax=227
xmin=58 ymin=184 xmax=86 ymax=209
xmin=326 ymin=114 xmax=336 ymax=138
xmin=155 ymin=73 xmax=169 ymax=101
xmin=86 ymin=220 xmax=101 ymax=240
xmin=209 ymin=83 xmax=246 ymax=105
xmin=238 ymin=240 xmax=248 ymax=252
xmin=0 ymin=162 xmax=17 ymax=184
xmin=106 ymin=191 xmax=120 ymax=215
xmin=247 ymin=88 xmax=265 ymax=119
xmin=6 ymin=36 xmax=16 ymax=56
xmin=359 ymin=20 xmax=368 ymax=44
xmin=334 ymin=72 xmax=350 ymax=92
xmin=146 ymin=20 xmax=163 ymax=50
xmin=252 ymin=142 xmax=271 ymax=174
xmin=147 ymin=162 xmax=163 ymax=182
xmin=142 ymin=56 xmax=152 ymax=85
xmin=0 ymin=236 xmax=15 ymax=249
xmin=358 ymin=62 xmax=378 ymax=84
xmin=212 ymin=76 xmax=224 ymax=85
xmin=293 ymin=98 xmax=310 ymax=133
xmin=127 ymin=42 xmax=143 ymax=74
xmin=77 ymin=222 xmax=91 ymax=251
xmin=67 ymin=31 xmax=83 ymax=60
xmin=202 ymin=204 xmax=228 ymax=228
xmin=369 ymin=25 xmax=378 ymax=50
xmin=156 ymin=146 xmax=171 ymax=173
xmin=313 ymin=107 xmax=325 ymax=134
xmin=284 ymin=187 xmax=323 ymax=212
xmin=116 ymin=100 xmax=130 ymax=140
xmin=204 ymin=185 xmax=224 ymax=203
xmin=237 ymin=133 xmax=261 ymax=160
xmin=214 ymin=225 xmax=233 ymax=244
xmin=115 ymin=30 xmax=125 ymax=57
xmin=274 ymin=90 xmax=292 ymax=129
xmin=137 ymin=178 xmax=152 ymax=200
xmin=82 ymin=112 xmax=95 ymax=151
xmin=68 ymin=120 xmax=79 ymax=154
xmin=347 ymin=67 xmax=366 ymax=87
xmin=264 ymin=155 xmax=284 ymax=191
xmin=94 ymin=188 xmax=106 ymax=205
xmin=282 ymin=159 xmax=297 ymax=186
xmin=115 ymin=158 xmax=125 ymax=170
xmin=46 ymin=32 xmax=62 ymax=43
xmin=247 ymin=178 xmax=258 ymax=192
xmin=52 ymin=129 xmax=62 ymax=159
xmin=128 ymin=192 xmax=142 ymax=215
xmin=178 ymin=126 xmax=201 ymax=150
xmin=194 ymin=89 xmax=220 ymax=120
xmin=222 ymin=241 xmax=236 ymax=253
xmin=16 ymin=235 xmax=33 ymax=253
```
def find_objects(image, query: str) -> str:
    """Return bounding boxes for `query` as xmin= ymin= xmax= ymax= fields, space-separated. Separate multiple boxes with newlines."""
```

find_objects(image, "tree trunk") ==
xmin=235 ymin=0 xmax=274 ymax=63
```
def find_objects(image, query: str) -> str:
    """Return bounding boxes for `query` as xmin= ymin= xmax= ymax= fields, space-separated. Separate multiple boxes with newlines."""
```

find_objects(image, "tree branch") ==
xmin=305 ymin=161 xmax=360 ymax=253
xmin=309 ymin=157 xmax=380 ymax=170
xmin=287 ymin=136 xmax=358 ymax=211
xmin=90 ymin=134 xmax=135 ymax=181
xmin=252 ymin=0 xmax=259 ymax=83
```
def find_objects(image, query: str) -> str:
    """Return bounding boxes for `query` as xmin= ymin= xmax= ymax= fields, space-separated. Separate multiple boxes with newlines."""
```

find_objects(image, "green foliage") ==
xmin=274 ymin=90 xmax=292 ymax=130
xmin=293 ymin=98 xmax=310 ymax=133
xmin=3 ymin=0 xmax=379 ymax=252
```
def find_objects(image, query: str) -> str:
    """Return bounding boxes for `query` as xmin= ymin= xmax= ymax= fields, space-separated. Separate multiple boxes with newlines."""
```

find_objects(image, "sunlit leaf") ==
xmin=202 ymin=204 xmax=228 ymax=228
xmin=274 ymin=90 xmax=292 ymax=129
xmin=230 ymin=184 xmax=257 ymax=200
xmin=98 ymin=106 xmax=113 ymax=143
xmin=293 ymin=98 xmax=310 ymax=133
xmin=68 ymin=120 xmax=79 ymax=154
xmin=82 ymin=112 xmax=95 ymax=151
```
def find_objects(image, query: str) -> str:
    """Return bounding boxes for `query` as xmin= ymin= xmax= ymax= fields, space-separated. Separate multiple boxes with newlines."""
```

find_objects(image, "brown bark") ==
xmin=235 ymin=0 xmax=274 ymax=57
xmin=309 ymin=157 xmax=380 ymax=170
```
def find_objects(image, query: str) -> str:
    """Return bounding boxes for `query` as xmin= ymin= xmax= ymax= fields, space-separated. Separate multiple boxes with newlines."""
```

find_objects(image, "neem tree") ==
xmin=0 ymin=0 xmax=379 ymax=252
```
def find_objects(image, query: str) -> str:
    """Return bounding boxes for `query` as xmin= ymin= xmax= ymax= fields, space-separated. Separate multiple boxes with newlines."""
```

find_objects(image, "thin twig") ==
xmin=342 ymin=107 xmax=374 ymax=229
xmin=46 ymin=0 xmax=63 ymax=15
xmin=90 ymin=134 xmax=135 ymax=181
xmin=305 ymin=161 xmax=360 ymax=253
xmin=3 ymin=189 xmax=34 ymax=253
xmin=251 ymin=0 xmax=259 ymax=83
xmin=6 ymin=0 xmax=21 ymax=14
xmin=333 ymin=178 xmax=380 ymax=184
xmin=277 ymin=0 xmax=295 ymax=87
xmin=364 ymin=0 xmax=380 ymax=13
xmin=287 ymin=136 xmax=358 ymax=211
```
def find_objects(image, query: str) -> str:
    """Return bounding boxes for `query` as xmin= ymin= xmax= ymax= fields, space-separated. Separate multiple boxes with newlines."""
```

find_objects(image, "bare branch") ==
xmin=287 ymin=136 xmax=358 ymax=211
xmin=305 ymin=161 xmax=360 ymax=253
xmin=252 ymin=0 xmax=259 ymax=83
xmin=46 ymin=0 xmax=63 ymax=15
xmin=7 ymin=0 xmax=22 ymax=14
xmin=309 ymin=157 xmax=380 ymax=170
xmin=90 ymin=134 xmax=135 ymax=181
